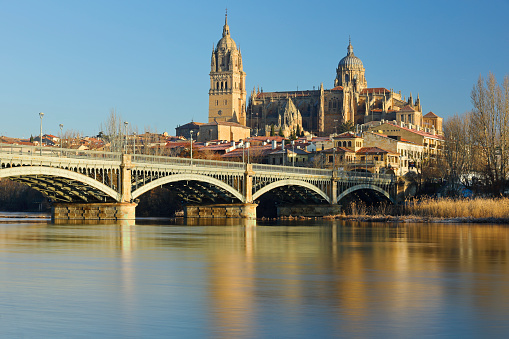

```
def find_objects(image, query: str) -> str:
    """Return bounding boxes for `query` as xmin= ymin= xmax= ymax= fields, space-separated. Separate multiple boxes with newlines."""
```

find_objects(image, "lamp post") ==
xmin=124 ymin=121 xmax=128 ymax=153
xmin=190 ymin=130 xmax=193 ymax=165
xmin=133 ymin=132 xmax=136 ymax=155
xmin=255 ymin=113 xmax=259 ymax=136
xmin=292 ymin=140 xmax=295 ymax=166
xmin=59 ymin=123 xmax=63 ymax=153
xmin=39 ymin=112 xmax=44 ymax=155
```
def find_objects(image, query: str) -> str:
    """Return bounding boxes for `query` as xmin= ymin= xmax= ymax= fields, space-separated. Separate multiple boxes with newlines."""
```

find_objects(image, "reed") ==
xmin=403 ymin=197 xmax=509 ymax=219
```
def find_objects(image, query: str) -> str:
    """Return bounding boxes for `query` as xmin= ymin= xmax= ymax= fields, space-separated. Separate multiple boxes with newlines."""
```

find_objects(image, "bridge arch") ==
xmin=0 ymin=166 xmax=120 ymax=201
xmin=336 ymin=184 xmax=394 ymax=204
xmin=252 ymin=179 xmax=330 ymax=203
xmin=131 ymin=173 xmax=245 ymax=202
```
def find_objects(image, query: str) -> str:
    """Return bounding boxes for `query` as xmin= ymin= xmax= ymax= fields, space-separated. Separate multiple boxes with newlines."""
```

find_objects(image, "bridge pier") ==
xmin=52 ymin=202 xmax=137 ymax=221
xmin=277 ymin=204 xmax=342 ymax=218
xmin=184 ymin=203 xmax=258 ymax=219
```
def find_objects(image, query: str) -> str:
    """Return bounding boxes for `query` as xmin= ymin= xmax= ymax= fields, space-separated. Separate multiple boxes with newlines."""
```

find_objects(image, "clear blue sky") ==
xmin=0 ymin=0 xmax=508 ymax=138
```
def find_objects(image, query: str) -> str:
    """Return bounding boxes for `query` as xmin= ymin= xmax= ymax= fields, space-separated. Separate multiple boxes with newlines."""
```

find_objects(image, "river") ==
xmin=1 ymin=217 xmax=508 ymax=337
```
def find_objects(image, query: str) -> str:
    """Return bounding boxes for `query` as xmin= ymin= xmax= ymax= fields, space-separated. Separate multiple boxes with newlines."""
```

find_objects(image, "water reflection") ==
xmin=0 ymin=220 xmax=508 ymax=337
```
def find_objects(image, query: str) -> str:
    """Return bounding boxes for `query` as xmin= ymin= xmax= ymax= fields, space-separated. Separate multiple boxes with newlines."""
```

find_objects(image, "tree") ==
xmin=278 ymin=126 xmax=284 ymax=137
xmin=30 ymin=135 xmax=34 ymax=143
xmin=470 ymin=72 xmax=509 ymax=194
xmin=296 ymin=124 xmax=302 ymax=137
xmin=338 ymin=120 xmax=355 ymax=134
xmin=442 ymin=112 xmax=472 ymax=195
xmin=270 ymin=124 xmax=275 ymax=137
xmin=99 ymin=109 xmax=125 ymax=152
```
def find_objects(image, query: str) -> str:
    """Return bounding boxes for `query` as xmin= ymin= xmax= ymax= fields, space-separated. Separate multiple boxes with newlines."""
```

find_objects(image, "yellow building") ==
xmin=208 ymin=13 xmax=246 ymax=126
xmin=247 ymin=40 xmax=435 ymax=136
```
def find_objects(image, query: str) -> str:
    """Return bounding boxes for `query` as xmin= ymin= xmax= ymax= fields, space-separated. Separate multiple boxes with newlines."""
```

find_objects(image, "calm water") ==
xmin=1 ymin=218 xmax=508 ymax=338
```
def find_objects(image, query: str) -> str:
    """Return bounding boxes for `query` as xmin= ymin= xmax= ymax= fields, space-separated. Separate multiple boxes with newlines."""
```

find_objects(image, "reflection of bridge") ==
xmin=0 ymin=143 xmax=396 ymax=219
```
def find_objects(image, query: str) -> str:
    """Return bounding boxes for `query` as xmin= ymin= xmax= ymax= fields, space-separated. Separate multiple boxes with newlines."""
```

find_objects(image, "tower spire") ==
xmin=222 ymin=8 xmax=230 ymax=37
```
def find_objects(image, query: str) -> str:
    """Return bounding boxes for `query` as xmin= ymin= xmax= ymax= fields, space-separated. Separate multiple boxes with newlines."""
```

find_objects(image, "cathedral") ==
xmin=208 ymin=12 xmax=246 ymax=126
xmin=208 ymin=15 xmax=441 ymax=137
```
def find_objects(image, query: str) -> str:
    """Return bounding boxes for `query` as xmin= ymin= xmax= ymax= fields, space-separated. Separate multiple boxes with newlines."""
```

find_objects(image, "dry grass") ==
xmin=403 ymin=197 xmax=509 ymax=219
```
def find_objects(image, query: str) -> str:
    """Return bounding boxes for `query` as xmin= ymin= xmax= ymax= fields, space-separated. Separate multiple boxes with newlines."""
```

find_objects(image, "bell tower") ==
xmin=208 ymin=11 xmax=246 ymax=125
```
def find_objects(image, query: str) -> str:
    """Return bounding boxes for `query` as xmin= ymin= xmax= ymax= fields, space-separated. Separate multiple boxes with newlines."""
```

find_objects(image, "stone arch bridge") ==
xmin=0 ymin=144 xmax=396 ymax=220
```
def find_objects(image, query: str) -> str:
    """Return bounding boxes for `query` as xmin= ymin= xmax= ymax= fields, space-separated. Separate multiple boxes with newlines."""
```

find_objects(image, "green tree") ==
xmin=278 ymin=126 xmax=284 ymax=137
xmin=30 ymin=135 xmax=34 ymax=143
xmin=296 ymin=124 xmax=302 ymax=137
xmin=270 ymin=124 xmax=275 ymax=136
xmin=338 ymin=120 xmax=355 ymax=133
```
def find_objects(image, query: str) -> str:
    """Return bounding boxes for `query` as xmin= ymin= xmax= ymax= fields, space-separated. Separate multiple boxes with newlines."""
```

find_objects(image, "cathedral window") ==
xmin=225 ymin=81 xmax=228 ymax=90
xmin=216 ymin=82 xmax=219 ymax=90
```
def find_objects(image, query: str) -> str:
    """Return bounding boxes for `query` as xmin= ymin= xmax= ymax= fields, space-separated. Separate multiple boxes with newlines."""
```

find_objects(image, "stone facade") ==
xmin=208 ymin=13 xmax=246 ymax=126
xmin=247 ymin=41 xmax=435 ymax=136
xmin=198 ymin=121 xmax=250 ymax=142
xmin=52 ymin=202 xmax=137 ymax=220
xmin=185 ymin=203 xmax=257 ymax=219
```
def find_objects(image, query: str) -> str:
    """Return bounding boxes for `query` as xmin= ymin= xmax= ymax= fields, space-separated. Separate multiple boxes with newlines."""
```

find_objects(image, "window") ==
xmin=348 ymin=141 xmax=352 ymax=147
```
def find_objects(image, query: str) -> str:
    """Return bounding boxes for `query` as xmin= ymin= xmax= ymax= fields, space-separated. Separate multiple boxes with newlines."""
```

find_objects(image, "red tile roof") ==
xmin=424 ymin=111 xmax=439 ymax=118
xmin=356 ymin=146 xmax=396 ymax=155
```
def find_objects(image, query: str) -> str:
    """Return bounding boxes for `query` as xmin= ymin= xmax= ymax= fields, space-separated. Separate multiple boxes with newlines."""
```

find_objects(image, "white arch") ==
xmin=252 ymin=179 xmax=330 ymax=203
xmin=0 ymin=166 xmax=120 ymax=201
xmin=131 ymin=173 xmax=245 ymax=202
xmin=336 ymin=184 xmax=394 ymax=204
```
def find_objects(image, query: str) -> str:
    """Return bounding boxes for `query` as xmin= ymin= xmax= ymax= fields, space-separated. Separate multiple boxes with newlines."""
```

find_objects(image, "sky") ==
xmin=0 ymin=0 xmax=508 ymax=138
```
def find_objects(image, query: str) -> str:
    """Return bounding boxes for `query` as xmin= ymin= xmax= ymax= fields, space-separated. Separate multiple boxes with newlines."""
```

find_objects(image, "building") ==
xmin=366 ymin=121 xmax=444 ymax=159
xmin=197 ymin=121 xmax=250 ymax=143
xmin=175 ymin=121 xmax=205 ymax=139
xmin=247 ymin=39 xmax=438 ymax=136
xmin=208 ymin=12 xmax=246 ymax=126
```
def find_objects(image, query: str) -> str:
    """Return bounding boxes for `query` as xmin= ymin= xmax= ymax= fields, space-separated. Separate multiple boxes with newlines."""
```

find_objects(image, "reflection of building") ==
xmin=247 ymin=40 xmax=440 ymax=136
xmin=208 ymin=13 xmax=246 ymax=126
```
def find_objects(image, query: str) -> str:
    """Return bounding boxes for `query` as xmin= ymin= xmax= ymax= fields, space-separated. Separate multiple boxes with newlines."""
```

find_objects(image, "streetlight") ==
xmin=39 ymin=112 xmax=44 ymax=155
xmin=292 ymin=140 xmax=295 ymax=166
xmin=59 ymin=123 xmax=63 ymax=153
xmin=133 ymin=132 xmax=136 ymax=155
xmin=124 ymin=121 xmax=128 ymax=153
xmin=190 ymin=130 xmax=194 ymax=165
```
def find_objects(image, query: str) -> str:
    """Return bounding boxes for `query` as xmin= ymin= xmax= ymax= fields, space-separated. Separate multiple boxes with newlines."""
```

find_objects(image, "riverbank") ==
xmin=322 ymin=197 xmax=509 ymax=224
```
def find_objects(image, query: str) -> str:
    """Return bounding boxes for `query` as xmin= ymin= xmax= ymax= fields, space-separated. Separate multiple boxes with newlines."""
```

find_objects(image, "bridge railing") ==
xmin=0 ymin=143 xmax=122 ymax=161
xmin=252 ymin=164 xmax=332 ymax=176
xmin=131 ymin=154 xmax=246 ymax=170
xmin=336 ymin=170 xmax=395 ymax=182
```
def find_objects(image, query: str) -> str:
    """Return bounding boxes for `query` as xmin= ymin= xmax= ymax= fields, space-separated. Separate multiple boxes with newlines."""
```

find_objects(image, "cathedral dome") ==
xmin=216 ymin=14 xmax=237 ymax=51
xmin=217 ymin=35 xmax=237 ymax=51
xmin=338 ymin=41 xmax=363 ymax=68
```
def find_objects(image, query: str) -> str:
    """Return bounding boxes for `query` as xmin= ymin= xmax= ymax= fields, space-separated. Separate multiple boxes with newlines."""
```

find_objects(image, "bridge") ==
xmin=0 ymin=143 xmax=396 ymax=220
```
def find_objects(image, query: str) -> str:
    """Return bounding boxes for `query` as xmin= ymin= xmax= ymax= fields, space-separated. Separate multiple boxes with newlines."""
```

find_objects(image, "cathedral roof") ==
xmin=338 ymin=40 xmax=364 ymax=69
xmin=424 ymin=111 xmax=439 ymax=118
xmin=216 ymin=13 xmax=237 ymax=51
xmin=400 ymin=105 xmax=416 ymax=112
xmin=361 ymin=88 xmax=390 ymax=94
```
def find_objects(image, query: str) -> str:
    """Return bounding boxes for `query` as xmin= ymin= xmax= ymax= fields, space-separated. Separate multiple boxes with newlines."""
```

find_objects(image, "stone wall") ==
xmin=185 ymin=203 xmax=257 ymax=219
xmin=52 ymin=202 xmax=137 ymax=220
xmin=278 ymin=204 xmax=342 ymax=217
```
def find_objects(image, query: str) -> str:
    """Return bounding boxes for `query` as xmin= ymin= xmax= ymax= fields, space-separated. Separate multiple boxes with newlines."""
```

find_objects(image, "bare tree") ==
xmin=99 ymin=109 xmax=124 ymax=152
xmin=442 ymin=112 xmax=472 ymax=194
xmin=470 ymin=72 xmax=509 ymax=194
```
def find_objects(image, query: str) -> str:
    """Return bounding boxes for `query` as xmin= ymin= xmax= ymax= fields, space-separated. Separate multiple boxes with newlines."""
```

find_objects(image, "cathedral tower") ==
xmin=208 ymin=12 xmax=246 ymax=125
